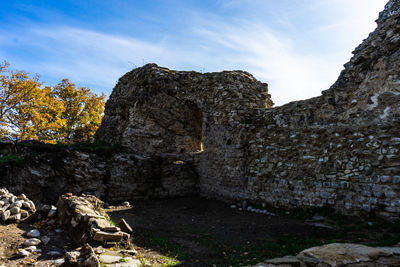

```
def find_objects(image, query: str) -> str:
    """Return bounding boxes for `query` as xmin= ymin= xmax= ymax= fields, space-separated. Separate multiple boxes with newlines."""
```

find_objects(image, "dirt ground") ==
xmin=0 ymin=218 xmax=79 ymax=267
xmin=107 ymin=197 xmax=340 ymax=266
xmin=1 ymin=196 xmax=398 ymax=267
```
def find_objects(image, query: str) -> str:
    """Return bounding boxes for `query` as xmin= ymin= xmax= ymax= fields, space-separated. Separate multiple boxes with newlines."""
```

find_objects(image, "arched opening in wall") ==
xmin=175 ymin=100 xmax=204 ymax=153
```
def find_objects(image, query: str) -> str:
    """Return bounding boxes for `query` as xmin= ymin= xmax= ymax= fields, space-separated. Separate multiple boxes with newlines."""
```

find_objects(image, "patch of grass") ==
xmin=133 ymin=228 xmax=190 ymax=266
xmin=119 ymin=256 xmax=129 ymax=263
xmin=225 ymin=234 xmax=337 ymax=266
xmin=136 ymin=254 xmax=147 ymax=267
xmin=109 ymin=219 xmax=117 ymax=226
xmin=159 ymin=255 xmax=181 ymax=266
xmin=359 ymin=218 xmax=400 ymax=247
xmin=0 ymin=155 xmax=23 ymax=165
xmin=129 ymin=215 xmax=400 ymax=266
xmin=99 ymin=262 xmax=108 ymax=267
xmin=111 ymin=241 xmax=121 ymax=251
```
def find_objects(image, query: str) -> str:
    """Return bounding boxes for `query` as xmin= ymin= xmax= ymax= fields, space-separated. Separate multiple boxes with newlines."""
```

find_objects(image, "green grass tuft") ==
xmin=119 ymin=257 xmax=129 ymax=263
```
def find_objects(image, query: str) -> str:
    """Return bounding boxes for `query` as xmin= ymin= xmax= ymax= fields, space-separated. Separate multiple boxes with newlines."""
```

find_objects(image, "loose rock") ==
xmin=24 ymin=238 xmax=41 ymax=246
xmin=41 ymin=235 xmax=50 ymax=245
xmin=17 ymin=249 xmax=30 ymax=257
xmin=48 ymin=205 xmax=57 ymax=217
xmin=26 ymin=229 xmax=40 ymax=238
xmin=25 ymin=246 xmax=37 ymax=253
xmin=118 ymin=219 xmax=133 ymax=234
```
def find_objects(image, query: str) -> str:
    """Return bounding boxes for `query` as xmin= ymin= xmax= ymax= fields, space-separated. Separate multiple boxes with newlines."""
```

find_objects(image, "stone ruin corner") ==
xmin=0 ymin=0 xmax=400 ymax=221
xmin=94 ymin=0 xmax=400 ymax=220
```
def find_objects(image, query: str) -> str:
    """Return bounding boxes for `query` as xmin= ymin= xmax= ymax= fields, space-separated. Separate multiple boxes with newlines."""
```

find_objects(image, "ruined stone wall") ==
xmin=0 ymin=142 xmax=198 ymax=204
xmin=1 ymin=1 xmax=399 ymax=220
xmin=95 ymin=65 xmax=272 ymax=154
xmin=198 ymin=0 xmax=400 ymax=218
xmin=95 ymin=0 xmax=400 ymax=219
xmin=94 ymin=64 xmax=273 ymax=200
xmin=238 ymin=0 xmax=400 ymax=218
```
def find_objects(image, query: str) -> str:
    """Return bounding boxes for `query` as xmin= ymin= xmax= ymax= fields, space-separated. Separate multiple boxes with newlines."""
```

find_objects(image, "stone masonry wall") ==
xmin=0 ymin=142 xmax=198 ymax=204
xmin=0 ymin=1 xmax=399 ymax=220
xmin=238 ymin=0 xmax=400 ymax=218
xmin=198 ymin=0 xmax=400 ymax=218
xmin=95 ymin=0 xmax=400 ymax=220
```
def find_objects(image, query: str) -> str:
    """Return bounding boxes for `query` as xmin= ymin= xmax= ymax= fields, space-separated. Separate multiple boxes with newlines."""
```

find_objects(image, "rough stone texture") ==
xmin=254 ymin=243 xmax=400 ymax=267
xmin=57 ymin=194 xmax=128 ymax=243
xmin=0 ymin=188 xmax=36 ymax=223
xmin=0 ymin=1 xmax=399 ymax=220
xmin=63 ymin=243 xmax=100 ymax=267
xmin=95 ymin=65 xmax=273 ymax=154
xmin=94 ymin=0 xmax=400 ymax=220
xmin=117 ymin=219 xmax=133 ymax=234
xmin=0 ymin=142 xmax=198 ymax=204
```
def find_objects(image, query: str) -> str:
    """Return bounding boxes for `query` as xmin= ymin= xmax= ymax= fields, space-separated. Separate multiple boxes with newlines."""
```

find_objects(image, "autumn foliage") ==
xmin=0 ymin=61 xmax=105 ymax=143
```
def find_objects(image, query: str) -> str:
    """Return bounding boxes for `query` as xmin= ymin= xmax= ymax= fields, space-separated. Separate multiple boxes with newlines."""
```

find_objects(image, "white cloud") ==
xmin=15 ymin=27 xmax=170 ymax=92
xmin=190 ymin=22 xmax=341 ymax=105
xmin=184 ymin=0 xmax=388 ymax=105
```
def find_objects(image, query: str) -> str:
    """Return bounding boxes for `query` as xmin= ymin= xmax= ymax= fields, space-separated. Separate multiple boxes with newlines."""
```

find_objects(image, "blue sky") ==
xmin=0 ymin=0 xmax=387 ymax=106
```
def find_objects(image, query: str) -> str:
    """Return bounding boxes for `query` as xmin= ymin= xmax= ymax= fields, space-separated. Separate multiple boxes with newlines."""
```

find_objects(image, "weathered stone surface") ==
xmin=298 ymin=243 xmax=390 ymax=266
xmin=95 ymin=0 xmax=400 ymax=220
xmin=64 ymin=244 xmax=100 ymax=267
xmin=102 ymin=226 xmax=120 ymax=232
xmin=254 ymin=243 xmax=400 ymax=267
xmin=95 ymin=63 xmax=272 ymax=154
xmin=26 ymin=229 xmax=40 ymax=238
xmin=109 ymin=259 xmax=142 ymax=267
xmin=0 ymin=1 xmax=400 ymax=222
xmin=118 ymin=219 xmax=133 ymax=234
xmin=57 ymin=194 xmax=129 ymax=244
xmin=24 ymin=238 xmax=41 ymax=246
xmin=263 ymin=256 xmax=304 ymax=267
xmin=0 ymin=143 xmax=199 ymax=204
xmin=93 ymin=231 xmax=125 ymax=242
xmin=25 ymin=246 xmax=37 ymax=253
xmin=48 ymin=205 xmax=57 ymax=217
xmin=122 ymin=249 xmax=136 ymax=256
xmin=379 ymin=246 xmax=400 ymax=255
xmin=65 ymin=251 xmax=80 ymax=262
xmin=10 ymin=206 xmax=20 ymax=215
xmin=20 ymin=210 xmax=29 ymax=218
xmin=41 ymin=235 xmax=50 ymax=245
xmin=98 ymin=254 xmax=122 ymax=264
xmin=0 ymin=188 xmax=35 ymax=223
xmin=1 ymin=210 xmax=10 ymax=221
xmin=17 ymin=249 xmax=30 ymax=257
xmin=108 ymin=258 xmax=142 ymax=267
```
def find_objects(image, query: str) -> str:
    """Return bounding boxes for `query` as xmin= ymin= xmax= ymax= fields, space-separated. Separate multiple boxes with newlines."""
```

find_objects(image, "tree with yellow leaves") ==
xmin=53 ymin=79 xmax=105 ymax=144
xmin=0 ymin=61 xmax=105 ymax=143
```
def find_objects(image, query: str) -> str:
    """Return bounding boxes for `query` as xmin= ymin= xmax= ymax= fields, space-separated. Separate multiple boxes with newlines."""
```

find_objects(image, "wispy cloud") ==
xmin=0 ymin=27 xmax=171 ymax=94
xmin=189 ymin=21 xmax=341 ymax=105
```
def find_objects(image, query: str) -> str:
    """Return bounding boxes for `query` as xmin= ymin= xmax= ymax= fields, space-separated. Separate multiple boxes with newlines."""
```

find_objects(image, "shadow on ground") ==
xmin=107 ymin=197 xmax=340 ymax=266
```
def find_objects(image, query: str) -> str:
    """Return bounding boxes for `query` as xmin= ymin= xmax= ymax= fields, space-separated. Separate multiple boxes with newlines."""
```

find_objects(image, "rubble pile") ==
xmin=57 ymin=194 xmax=131 ymax=244
xmin=0 ymin=188 xmax=36 ymax=223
